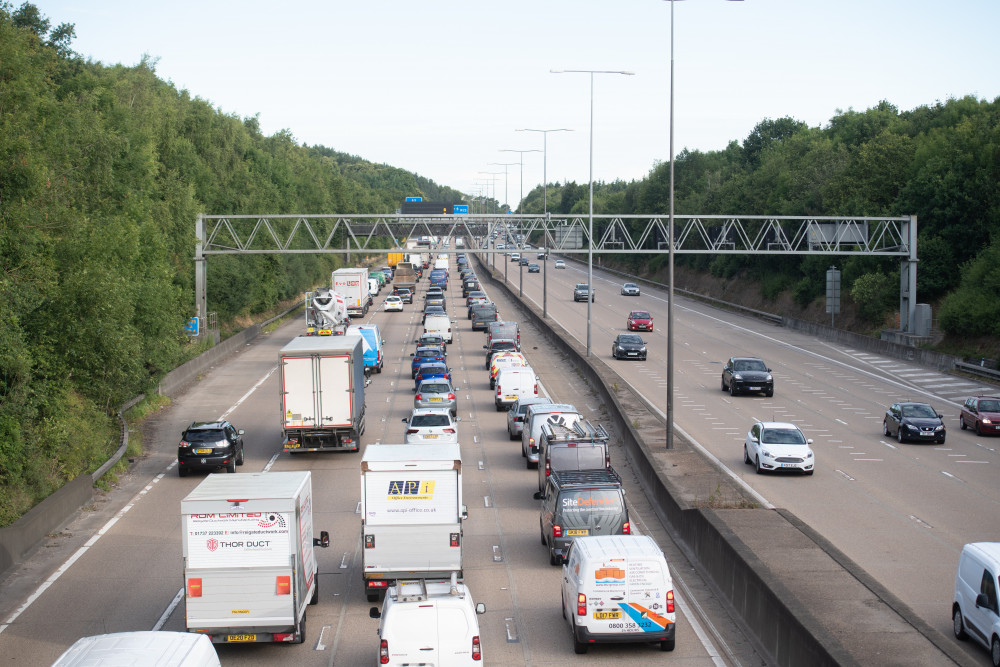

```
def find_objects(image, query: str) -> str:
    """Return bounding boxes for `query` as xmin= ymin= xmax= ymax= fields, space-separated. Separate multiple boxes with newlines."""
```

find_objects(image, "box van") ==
xmin=953 ymin=542 xmax=1000 ymax=662
xmin=434 ymin=257 xmax=449 ymax=271
xmin=369 ymin=576 xmax=485 ymax=666
xmin=424 ymin=313 xmax=454 ymax=344
xmin=537 ymin=420 xmax=610 ymax=493
xmin=347 ymin=324 xmax=385 ymax=374
xmin=53 ymin=631 xmax=221 ymax=667
xmin=495 ymin=366 xmax=537 ymax=411
xmin=539 ymin=469 xmax=629 ymax=566
xmin=486 ymin=321 xmax=520 ymax=351
xmin=560 ymin=535 xmax=675 ymax=654
xmin=521 ymin=404 xmax=581 ymax=468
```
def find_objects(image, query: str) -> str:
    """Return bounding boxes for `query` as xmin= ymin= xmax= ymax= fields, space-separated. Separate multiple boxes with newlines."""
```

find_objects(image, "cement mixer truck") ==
xmin=305 ymin=288 xmax=349 ymax=336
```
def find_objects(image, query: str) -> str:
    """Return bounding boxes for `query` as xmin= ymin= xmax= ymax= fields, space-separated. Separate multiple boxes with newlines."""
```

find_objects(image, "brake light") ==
xmin=443 ymin=428 xmax=456 ymax=434
xmin=577 ymin=593 xmax=587 ymax=616
xmin=553 ymin=524 xmax=562 ymax=538
xmin=472 ymin=635 xmax=481 ymax=660
xmin=273 ymin=632 xmax=295 ymax=642
xmin=379 ymin=639 xmax=389 ymax=664
xmin=666 ymin=590 xmax=675 ymax=614
xmin=448 ymin=393 xmax=455 ymax=400
xmin=367 ymin=579 xmax=388 ymax=589
xmin=545 ymin=460 xmax=551 ymax=477
xmin=415 ymin=393 xmax=422 ymax=400
xmin=187 ymin=578 xmax=202 ymax=597
xmin=496 ymin=386 xmax=501 ymax=396
xmin=622 ymin=521 xmax=631 ymax=535
xmin=529 ymin=437 xmax=535 ymax=447
xmin=406 ymin=429 xmax=418 ymax=434
xmin=533 ymin=383 xmax=537 ymax=395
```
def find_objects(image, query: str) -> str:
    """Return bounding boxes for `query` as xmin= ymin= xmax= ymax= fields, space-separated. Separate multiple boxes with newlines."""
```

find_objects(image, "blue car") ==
xmin=414 ymin=362 xmax=450 ymax=391
xmin=410 ymin=346 xmax=446 ymax=378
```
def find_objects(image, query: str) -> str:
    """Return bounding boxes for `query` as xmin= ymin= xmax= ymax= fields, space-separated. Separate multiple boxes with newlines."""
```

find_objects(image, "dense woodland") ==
xmin=519 ymin=100 xmax=1000 ymax=342
xmin=1 ymin=2 xmax=998 ymax=525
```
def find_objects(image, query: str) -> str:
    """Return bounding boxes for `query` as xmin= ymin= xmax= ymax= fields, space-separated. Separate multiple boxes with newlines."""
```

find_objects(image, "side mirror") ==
xmin=476 ymin=603 xmax=486 ymax=615
xmin=483 ymin=345 xmax=487 ymax=349
xmin=369 ymin=607 xmax=381 ymax=619
xmin=977 ymin=592 xmax=990 ymax=609
xmin=937 ymin=413 xmax=944 ymax=419
xmin=401 ymin=417 xmax=409 ymax=423
xmin=238 ymin=429 xmax=246 ymax=435
xmin=313 ymin=531 xmax=330 ymax=548
xmin=806 ymin=439 xmax=814 ymax=445
xmin=455 ymin=417 xmax=462 ymax=422
xmin=410 ymin=352 xmax=415 ymax=356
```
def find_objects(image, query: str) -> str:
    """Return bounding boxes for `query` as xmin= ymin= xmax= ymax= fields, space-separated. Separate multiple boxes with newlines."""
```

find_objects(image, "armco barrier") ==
xmin=473 ymin=254 xmax=961 ymax=665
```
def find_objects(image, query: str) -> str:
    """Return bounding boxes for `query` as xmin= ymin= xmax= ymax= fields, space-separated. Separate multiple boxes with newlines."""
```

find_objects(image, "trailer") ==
xmin=332 ymin=267 xmax=370 ymax=318
xmin=281 ymin=335 xmax=366 ymax=453
xmin=360 ymin=443 xmax=466 ymax=601
xmin=181 ymin=472 xmax=329 ymax=645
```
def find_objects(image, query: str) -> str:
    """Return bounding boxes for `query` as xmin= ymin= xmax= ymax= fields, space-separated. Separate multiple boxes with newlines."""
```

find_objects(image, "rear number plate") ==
xmin=194 ymin=448 xmax=212 ymax=454
xmin=424 ymin=434 xmax=439 ymax=439
xmin=593 ymin=611 xmax=621 ymax=619
xmin=227 ymin=634 xmax=256 ymax=642
xmin=428 ymin=398 xmax=442 ymax=402
xmin=566 ymin=529 xmax=589 ymax=536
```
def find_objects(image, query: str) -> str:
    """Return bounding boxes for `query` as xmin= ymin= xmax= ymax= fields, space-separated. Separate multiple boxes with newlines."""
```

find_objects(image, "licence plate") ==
xmin=227 ymin=634 xmax=256 ymax=642
xmin=504 ymin=395 xmax=516 ymax=400
xmin=627 ymin=352 xmax=637 ymax=356
xmin=780 ymin=463 xmax=799 ymax=468
xmin=748 ymin=386 xmax=761 ymax=391
xmin=424 ymin=434 xmax=439 ymax=439
xmin=593 ymin=611 xmax=621 ymax=619
xmin=565 ymin=529 xmax=589 ymax=536
xmin=428 ymin=397 xmax=442 ymax=402
xmin=194 ymin=448 xmax=212 ymax=454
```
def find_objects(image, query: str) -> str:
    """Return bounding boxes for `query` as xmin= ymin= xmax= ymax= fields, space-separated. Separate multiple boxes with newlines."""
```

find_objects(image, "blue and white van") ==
xmin=347 ymin=324 xmax=385 ymax=374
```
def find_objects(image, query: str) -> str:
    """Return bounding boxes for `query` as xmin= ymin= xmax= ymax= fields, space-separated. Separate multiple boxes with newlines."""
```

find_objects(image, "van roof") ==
xmin=570 ymin=534 xmax=664 ymax=561
xmin=966 ymin=542 xmax=1000 ymax=562
xmin=53 ymin=631 xmax=220 ymax=667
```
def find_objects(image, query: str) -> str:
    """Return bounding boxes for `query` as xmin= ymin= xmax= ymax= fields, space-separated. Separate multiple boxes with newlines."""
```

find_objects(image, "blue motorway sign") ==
xmin=184 ymin=317 xmax=200 ymax=336
xmin=405 ymin=196 xmax=422 ymax=202
xmin=453 ymin=205 xmax=469 ymax=215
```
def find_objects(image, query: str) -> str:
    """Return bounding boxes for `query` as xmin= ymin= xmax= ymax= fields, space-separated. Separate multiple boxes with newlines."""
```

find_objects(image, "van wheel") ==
xmin=561 ymin=592 xmax=567 ymax=619
xmin=991 ymin=636 xmax=1000 ymax=667
xmin=660 ymin=639 xmax=675 ymax=651
xmin=953 ymin=607 xmax=966 ymax=640
xmin=572 ymin=625 xmax=587 ymax=654
xmin=549 ymin=551 xmax=561 ymax=566
xmin=366 ymin=592 xmax=380 ymax=603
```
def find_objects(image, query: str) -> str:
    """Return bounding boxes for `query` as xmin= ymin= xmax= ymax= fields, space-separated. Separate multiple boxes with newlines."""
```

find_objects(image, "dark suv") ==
xmin=177 ymin=420 xmax=245 ymax=476
xmin=538 ymin=469 xmax=629 ymax=565
xmin=721 ymin=356 xmax=774 ymax=397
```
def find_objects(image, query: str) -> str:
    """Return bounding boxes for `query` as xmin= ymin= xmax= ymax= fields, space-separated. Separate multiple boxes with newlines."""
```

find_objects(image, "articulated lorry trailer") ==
xmin=332 ymin=267 xmax=370 ymax=318
xmin=181 ymin=471 xmax=329 ymax=645
xmin=280 ymin=335 xmax=366 ymax=453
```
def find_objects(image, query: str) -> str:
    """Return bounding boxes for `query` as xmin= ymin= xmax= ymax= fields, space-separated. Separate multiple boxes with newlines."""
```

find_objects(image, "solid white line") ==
xmin=152 ymin=588 xmax=184 ymax=631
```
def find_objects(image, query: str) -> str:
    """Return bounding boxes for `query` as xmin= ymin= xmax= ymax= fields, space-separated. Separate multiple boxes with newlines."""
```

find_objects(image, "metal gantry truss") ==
xmin=195 ymin=213 xmax=918 ymax=329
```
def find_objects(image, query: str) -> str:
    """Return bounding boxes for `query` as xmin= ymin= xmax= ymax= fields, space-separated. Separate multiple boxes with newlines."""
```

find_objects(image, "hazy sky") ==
xmin=31 ymin=0 xmax=1000 ymax=208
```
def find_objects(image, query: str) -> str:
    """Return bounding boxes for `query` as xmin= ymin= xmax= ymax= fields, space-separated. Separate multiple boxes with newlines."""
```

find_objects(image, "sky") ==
xmin=29 ymin=0 xmax=1000 ymax=208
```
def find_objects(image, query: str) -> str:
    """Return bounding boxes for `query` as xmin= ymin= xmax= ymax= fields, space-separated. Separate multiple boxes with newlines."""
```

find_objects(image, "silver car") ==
xmin=414 ymin=380 xmax=458 ymax=416
xmin=507 ymin=397 xmax=553 ymax=441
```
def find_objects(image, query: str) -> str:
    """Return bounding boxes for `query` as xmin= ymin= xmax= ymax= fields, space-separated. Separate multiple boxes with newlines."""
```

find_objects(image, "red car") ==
xmin=627 ymin=310 xmax=653 ymax=332
xmin=960 ymin=395 xmax=1000 ymax=435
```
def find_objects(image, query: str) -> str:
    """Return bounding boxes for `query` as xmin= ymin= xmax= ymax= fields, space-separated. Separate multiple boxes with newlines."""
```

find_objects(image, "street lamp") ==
xmin=488 ymin=162 xmax=518 ymax=214
xmin=516 ymin=128 xmax=572 ymax=318
xmin=551 ymin=68 xmax=634 ymax=357
xmin=499 ymin=149 xmax=541 ymax=298
xmin=479 ymin=170 xmax=506 ymax=277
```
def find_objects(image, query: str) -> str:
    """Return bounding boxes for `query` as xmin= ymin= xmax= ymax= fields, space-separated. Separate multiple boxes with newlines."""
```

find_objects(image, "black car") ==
xmin=177 ymin=420 xmax=245 ymax=476
xmin=721 ymin=357 xmax=774 ymax=397
xmin=883 ymin=402 xmax=946 ymax=443
xmin=528 ymin=263 xmax=540 ymax=273
xmin=519 ymin=257 xmax=530 ymax=266
xmin=612 ymin=333 xmax=647 ymax=360
xmin=392 ymin=287 xmax=413 ymax=304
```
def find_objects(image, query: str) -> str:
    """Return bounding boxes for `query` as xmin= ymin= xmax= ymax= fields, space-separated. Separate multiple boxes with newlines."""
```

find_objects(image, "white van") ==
xmin=521 ymin=404 xmax=581 ymax=468
xmin=560 ymin=535 xmax=675 ymax=655
xmin=953 ymin=542 xmax=1000 ymax=662
xmin=495 ymin=366 xmax=537 ymax=411
xmin=370 ymin=576 xmax=486 ymax=666
xmin=53 ymin=631 xmax=221 ymax=666
xmin=424 ymin=313 xmax=454 ymax=344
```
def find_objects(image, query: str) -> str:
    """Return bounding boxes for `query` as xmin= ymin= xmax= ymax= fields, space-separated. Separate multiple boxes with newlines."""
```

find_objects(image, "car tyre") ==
xmin=976 ymin=422 xmax=984 ymax=436
xmin=765 ymin=390 xmax=774 ymax=398
xmin=227 ymin=457 xmax=236 ymax=473
xmin=992 ymin=635 xmax=1000 ymax=667
xmin=960 ymin=418 xmax=967 ymax=430
xmin=178 ymin=467 xmax=188 ymax=478
xmin=366 ymin=592 xmax=379 ymax=603
xmin=641 ymin=355 xmax=647 ymax=361
xmin=937 ymin=436 xmax=946 ymax=445
xmin=744 ymin=445 xmax=751 ymax=465
xmin=721 ymin=377 xmax=727 ymax=391
xmin=236 ymin=445 xmax=245 ymax=466
xmin=755 ymin=455 xmax=763 ymax=475
xmin=953 ymin=606 xmax=966 ymax=640
xmin=883 ymin=421 xmax=890 ymax=437
xmin=897 ymin=428 xmax=905 ymax=444
xmin=729 ymin=381 xmax=737 ymax=397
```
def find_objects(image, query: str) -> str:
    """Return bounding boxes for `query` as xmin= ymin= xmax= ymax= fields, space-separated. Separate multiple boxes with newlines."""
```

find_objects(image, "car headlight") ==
xmin=765 ymin=374 xmax=773 ymax=381
xmin=761 ymin=449 xmax=773 ymax=458
xmin=805 ymin=451 xmax=814 ymax=459
xmin=640 ymin=347 xmax=646 ymax=353
xmin=732 ymin=373 xmax=743 ymax=380
xmin=935 ymin=425 xmax=945 ymax=432
xmin=982 ymin=418 xmax=992 ymax=424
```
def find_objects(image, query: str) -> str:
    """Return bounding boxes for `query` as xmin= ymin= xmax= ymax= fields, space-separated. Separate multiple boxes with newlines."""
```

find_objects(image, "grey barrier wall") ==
xmin=158 ymin=323 xmax=262 ymax=397
xmin=473 ymin=256 xmax=852 ymax=665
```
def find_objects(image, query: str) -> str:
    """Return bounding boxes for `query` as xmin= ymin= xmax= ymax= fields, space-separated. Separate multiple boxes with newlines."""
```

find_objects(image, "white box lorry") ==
xmin=360 ymin=443 xmax=466 ymax=601
xmin=181 ymin=471 xmax=330 ymax=645
xmin=280 ymin=335 xmax=366 ymax=453
xmin=332 ymin=267 xmax=370 ymax=317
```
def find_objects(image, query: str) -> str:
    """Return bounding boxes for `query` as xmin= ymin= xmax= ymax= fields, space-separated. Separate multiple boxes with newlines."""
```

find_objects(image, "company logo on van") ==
xmin=386 ymin=480 xmax=436 ymax=500
xmin=258 ymin=514 xmax=286 ymax=529
xmin=619 ymin=603 xmax=673 ymax=631
xmin=595 ymin=567 xmax=625 ymax=584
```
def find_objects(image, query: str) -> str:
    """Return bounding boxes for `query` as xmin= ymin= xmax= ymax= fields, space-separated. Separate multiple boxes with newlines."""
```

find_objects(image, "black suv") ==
xmin=721 ymin=356 xmax=774 ymax=397
xmin=177 ymin=420 xmax=245 ymax=476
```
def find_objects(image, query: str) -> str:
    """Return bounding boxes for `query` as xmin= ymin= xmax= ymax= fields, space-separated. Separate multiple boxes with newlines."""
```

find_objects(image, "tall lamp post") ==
xmin=479 ymin=170 xmax=506 ymax=279
xmin=663 ymin=0 xmax=742 ymax=449
xmin=499 ymin=149 xmax=541 ymax=297
xmin=516 ymin=128 xmax=572 ymax=317
xmin=551 ymin=68 xmax=634 ymax=357
xmin=488 ymin=162 xmax=518 ymax=214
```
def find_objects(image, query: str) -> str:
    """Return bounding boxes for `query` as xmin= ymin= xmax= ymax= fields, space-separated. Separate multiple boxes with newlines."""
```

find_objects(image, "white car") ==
xmin=402 ymin=408 xmax=459 ymax=444
xmin=744 ymin=421 xmax=814 ymax=475
xmin=384 ymin=295 xmax=404 ymax=312
xmin=554 ymin=260 xmax=566 ymax=269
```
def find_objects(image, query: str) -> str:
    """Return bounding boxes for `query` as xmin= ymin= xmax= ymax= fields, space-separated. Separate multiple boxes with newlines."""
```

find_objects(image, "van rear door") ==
xmin=437 ymin=604 xmax=474 ymax=661
xmin=385 ymin=603 xmax=439 ymax=663
xmin=587 ymin=557 xmax=673 ymax=636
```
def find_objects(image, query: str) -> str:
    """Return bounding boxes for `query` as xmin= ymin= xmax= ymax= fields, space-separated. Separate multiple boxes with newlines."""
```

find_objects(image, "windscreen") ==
xmin=761 ymin=428 xmax=806 ymax=445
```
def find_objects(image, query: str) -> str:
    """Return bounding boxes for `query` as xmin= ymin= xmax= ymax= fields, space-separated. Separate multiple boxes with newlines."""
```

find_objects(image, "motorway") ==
xmin=0 ymin=255 xmax=763 ymax=665
xmin=491 ymin=251 xmax=1000 ymax=666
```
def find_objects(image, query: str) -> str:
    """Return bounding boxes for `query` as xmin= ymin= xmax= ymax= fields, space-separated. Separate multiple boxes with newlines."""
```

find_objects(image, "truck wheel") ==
xmin=295 ymin=612 xmax=306 ymax=644
xmin=366 ymin=592 xmax=380 ymax=603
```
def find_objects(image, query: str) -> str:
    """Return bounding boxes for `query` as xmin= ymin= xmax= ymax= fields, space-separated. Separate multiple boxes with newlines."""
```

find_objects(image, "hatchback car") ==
xmin=554 ymin=260 xmax=566 ymax=269
xmin=177 ymin=420 xmax=245 ymax=476
xmin=414 ymin=362 xmax=451 ymax=391
xmin=959 ymin=396 xmax=1000 ymax=435
xmin=721 ymin=357 xmax=774 ymax=397
xmin=410 ymin=346 xmax=446 ymax=378
xmin=383 ymin=295 xmax=403 ymax=312
xmin=466 ymin=291 xmax=487 ymax=309
xmin=621 ymin=282 xmax=640 ymax=296
xmin=402 ymin=408 xmax=459 ymax=444
xmin=528 ymin=263 xmax=540 ymax=273
xmin=612 ymin=333 xmax=647 ymax=360
xmin=415 ymin=332 xmax=446 ymax=349
xmin=883 ymin=402 xmax=946 ymax=443
xmin=519 ymin=257 xmax=530 ymax=267
xmin=573 ymin=284 xmax=595 ymax=302
xmin=414 ymin=380 xmax=458 ymax=416
xmin=744 ymin=421 xmax=814 ymax=475
xmin=392 ymin=287 xmax=413 ymax=304
xmin=425 ymin=295 xmax=446 ymax=310
xmin=627 ymin=310 xmax=653 ymax=332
